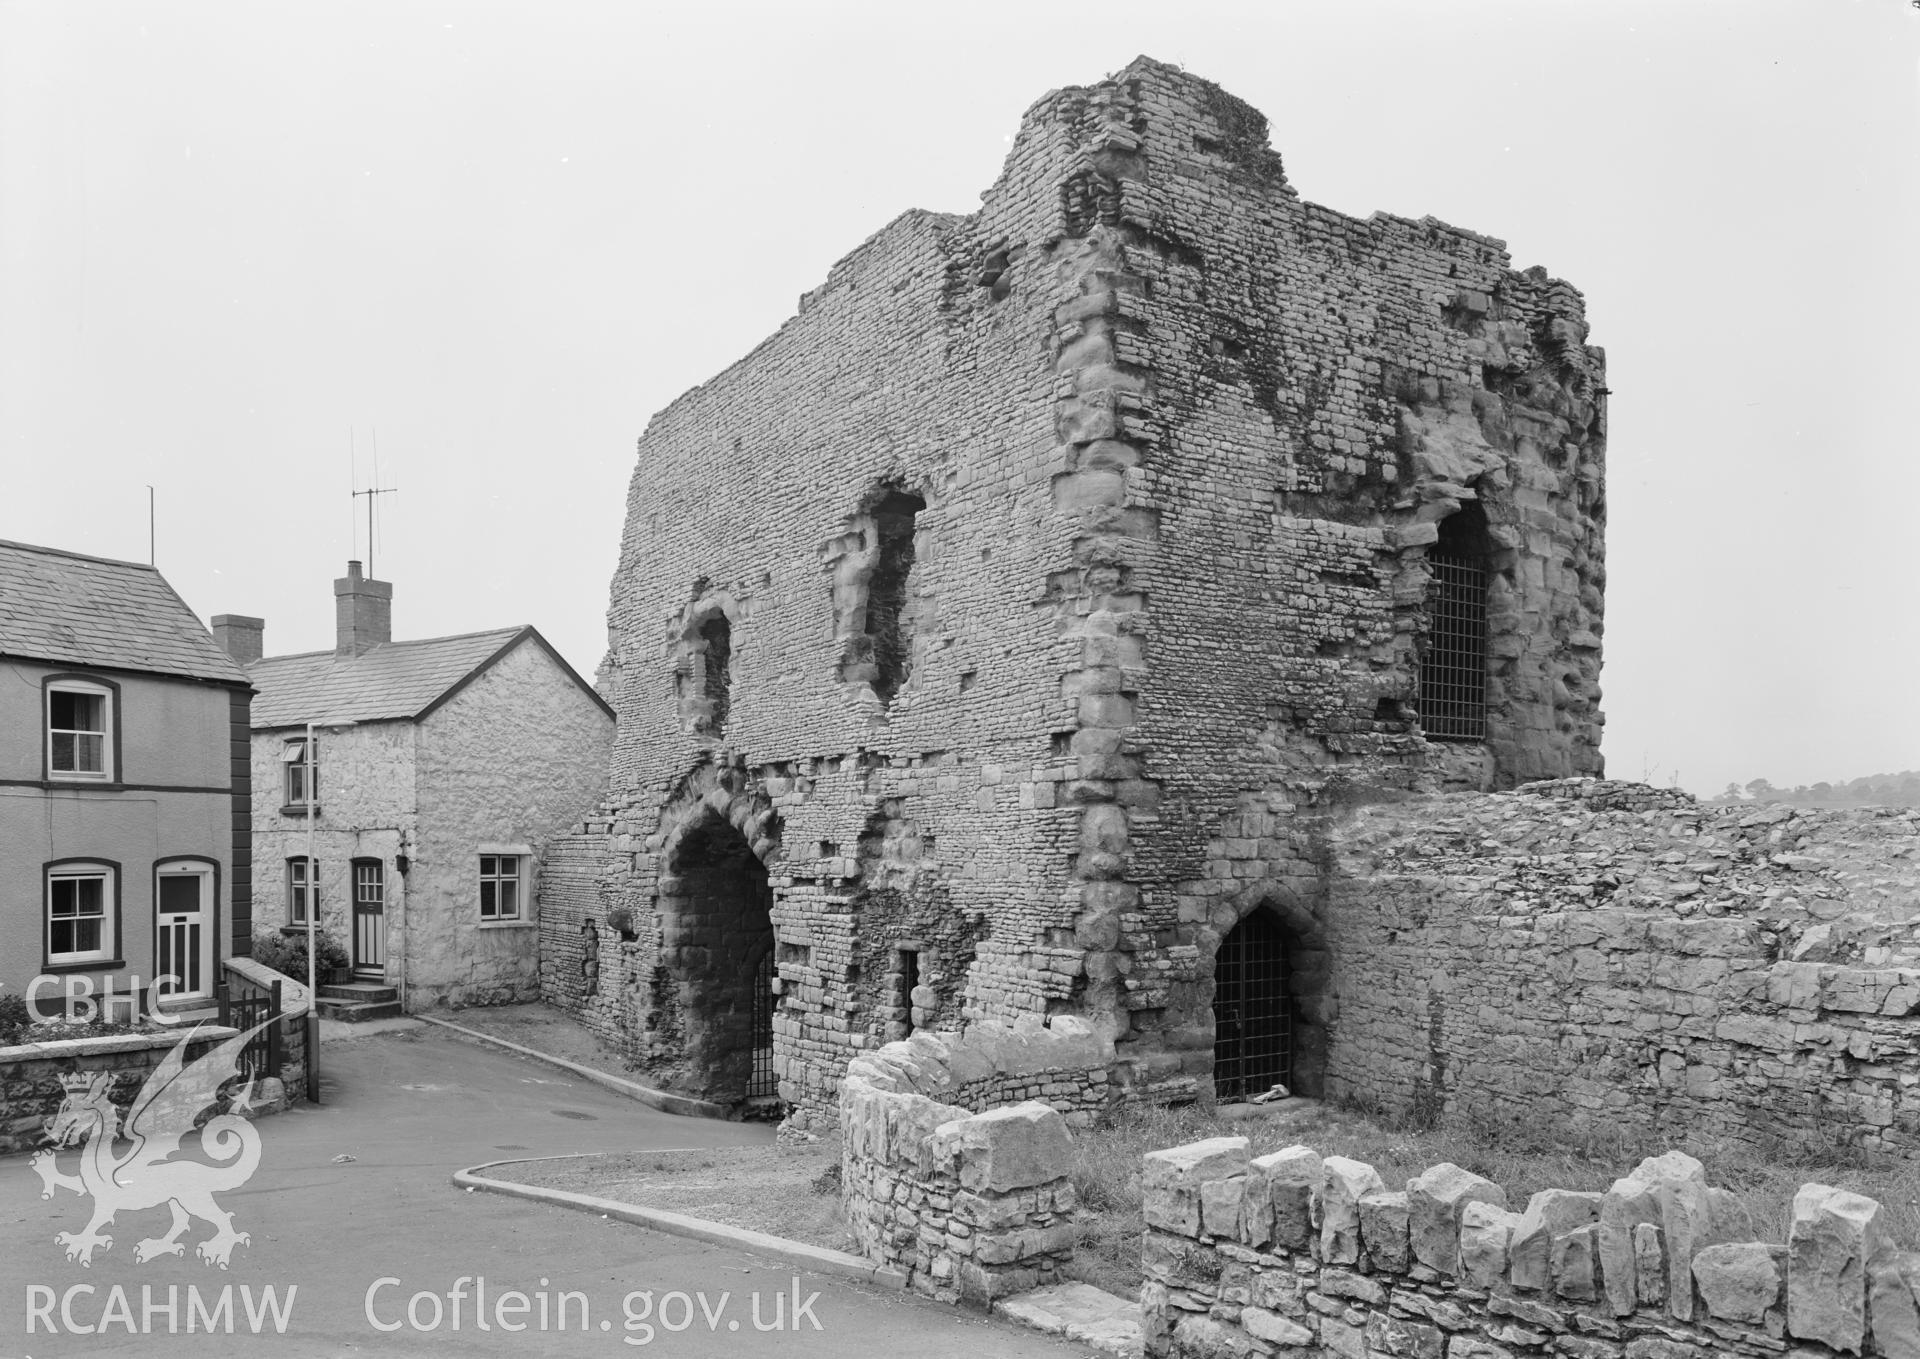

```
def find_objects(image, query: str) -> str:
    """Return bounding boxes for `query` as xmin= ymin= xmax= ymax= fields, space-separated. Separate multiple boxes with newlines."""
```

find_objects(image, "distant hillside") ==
xmin=1710 ymin=770 xmax=1920 ymax=808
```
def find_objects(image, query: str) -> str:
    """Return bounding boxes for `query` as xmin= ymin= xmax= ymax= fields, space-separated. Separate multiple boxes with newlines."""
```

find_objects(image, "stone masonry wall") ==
xmin=542 ymin=54 xmax=1606 ymax=1129
xmin=1141 ymin=1137 xmax=1920 ymax=1359
xmin=1321 ymin=780 xmax=1920 ymax=1156
xmin=412 ymin=636 xmax=613 ymax=1009
xmin=838 ymin=1018 xmax=1111 ymax=1301
xmin=2 ymin=1029 xmax=238 ymax=1155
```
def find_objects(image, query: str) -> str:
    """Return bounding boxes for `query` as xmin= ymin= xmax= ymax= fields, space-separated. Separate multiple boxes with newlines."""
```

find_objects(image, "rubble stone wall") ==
xmin=1323 ymin=782 xmax=1920 ymax=1156
xmin=540 ymin=54 xmax=1607 ymax=1129
xmin=1140 ymin=1137 xmax=1920 ymax=1359
xmin=1 ymin=1028 xmax=241 ymax=1155
xmin=838 ymin=1019 xmax=1111 ymax=1301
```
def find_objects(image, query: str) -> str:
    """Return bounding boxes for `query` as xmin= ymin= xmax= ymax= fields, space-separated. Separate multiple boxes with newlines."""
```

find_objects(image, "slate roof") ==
xmin=0 ymin=538 xmax=250 ymax=685
xmin=247 ymin=626 xmax=613 ymax=728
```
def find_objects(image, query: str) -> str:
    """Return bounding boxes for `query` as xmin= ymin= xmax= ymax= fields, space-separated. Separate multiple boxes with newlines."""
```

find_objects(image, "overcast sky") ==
xmin=3 ymin=0 xmax=1914 ymax=796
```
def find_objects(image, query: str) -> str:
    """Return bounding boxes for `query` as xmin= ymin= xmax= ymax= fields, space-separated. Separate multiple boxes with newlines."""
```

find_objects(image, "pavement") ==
xmin=0 ymin=1022 xmax=1098 ymax=1357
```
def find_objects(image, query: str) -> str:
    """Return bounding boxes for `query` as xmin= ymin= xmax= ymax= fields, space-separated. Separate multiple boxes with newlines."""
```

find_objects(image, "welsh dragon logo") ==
xmin=32 ymin=1020 xmax=276 ymax=1269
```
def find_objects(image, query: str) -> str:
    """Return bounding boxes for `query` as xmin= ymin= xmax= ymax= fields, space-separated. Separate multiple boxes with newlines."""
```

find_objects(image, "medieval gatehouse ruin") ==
xmin=538 ymin=56 xmax=1608 ymax=1128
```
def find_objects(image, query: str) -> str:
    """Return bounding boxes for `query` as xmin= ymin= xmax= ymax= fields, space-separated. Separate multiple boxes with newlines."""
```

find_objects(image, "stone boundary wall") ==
xmin=1141 ymin=1137 xmax=1920 ymax=1359
xmin=1324 ymin=783 xmax=1920 ymax=1156
xmin=839 ymin=1018 xmax=1112 ymax=1301
xmin=1 ymin=1028 xmax=238 ymax=1154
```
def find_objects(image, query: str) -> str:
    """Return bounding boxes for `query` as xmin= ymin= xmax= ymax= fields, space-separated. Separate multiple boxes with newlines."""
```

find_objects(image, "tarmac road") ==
xmin=0 ymin=1023 xmax=1095 ymax=1357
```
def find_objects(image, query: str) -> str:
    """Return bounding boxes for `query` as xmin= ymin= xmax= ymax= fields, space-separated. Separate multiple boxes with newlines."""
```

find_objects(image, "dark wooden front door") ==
xmin=351 ymin=859 xmax=386 ymax=977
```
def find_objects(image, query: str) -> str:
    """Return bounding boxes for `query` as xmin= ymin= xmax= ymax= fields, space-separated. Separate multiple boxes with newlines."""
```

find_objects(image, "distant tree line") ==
xmin=1713 ymin=771 xmax=1920 ymax=807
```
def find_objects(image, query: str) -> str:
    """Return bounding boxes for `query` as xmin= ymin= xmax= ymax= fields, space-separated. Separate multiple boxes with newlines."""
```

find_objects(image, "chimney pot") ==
xmin=211 ymin=614 xmax=265 ymax=667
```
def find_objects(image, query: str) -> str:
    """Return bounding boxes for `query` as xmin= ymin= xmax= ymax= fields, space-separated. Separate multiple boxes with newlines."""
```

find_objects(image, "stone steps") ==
xmin=317 ymin=982 xmax=402 ymax=1022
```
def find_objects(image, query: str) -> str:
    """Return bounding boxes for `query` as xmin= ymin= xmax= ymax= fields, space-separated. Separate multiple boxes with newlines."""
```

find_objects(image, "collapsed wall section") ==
xmin=1323 ymin=782 xmax=1920 ymax=1156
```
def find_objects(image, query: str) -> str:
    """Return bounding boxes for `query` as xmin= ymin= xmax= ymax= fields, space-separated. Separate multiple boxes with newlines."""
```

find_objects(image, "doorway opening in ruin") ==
xmin=1418 ymin=501 xmax=1490 ymax=742
xmin=1212 ymin=909 xmax=1293 ymax=1101
xmin=661 ymin=809 xmax=777 ymax=1106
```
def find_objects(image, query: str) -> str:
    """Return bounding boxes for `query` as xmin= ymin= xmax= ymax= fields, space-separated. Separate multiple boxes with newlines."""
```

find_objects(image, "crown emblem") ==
xmin=59 ymin=1070 xmax=113 ymax=1095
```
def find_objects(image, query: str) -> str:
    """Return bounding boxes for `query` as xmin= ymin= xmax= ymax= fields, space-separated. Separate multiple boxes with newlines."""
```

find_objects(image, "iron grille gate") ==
xmin=1418 ymin=554 xmax=1488 ymax=741
xmin=1212 ymin=911 xmax=1292 ymax=1102
xmin=746 ymin=948 xmax=777 ymax=1101
xmin=217 ymin=979 xmax=282 ymax=1081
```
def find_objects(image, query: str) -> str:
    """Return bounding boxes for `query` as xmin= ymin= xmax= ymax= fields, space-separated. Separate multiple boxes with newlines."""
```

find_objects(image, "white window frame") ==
xmin=282 ymin=736 xmax=317 ymax=808
xmin=287 ymin=856 xmax=318 ymax=927
xmin=477 ymin=845 xmax=534 ymax=928
xmin=47 ymin=681 xmax=114 ymax=782
xmin=47 ymin=863 xmax=115 ymax=966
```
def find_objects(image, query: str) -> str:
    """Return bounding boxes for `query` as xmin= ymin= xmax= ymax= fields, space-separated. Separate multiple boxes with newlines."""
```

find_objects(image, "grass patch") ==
xmin=1066 ymin=1097 xmax=1920 ymax=1299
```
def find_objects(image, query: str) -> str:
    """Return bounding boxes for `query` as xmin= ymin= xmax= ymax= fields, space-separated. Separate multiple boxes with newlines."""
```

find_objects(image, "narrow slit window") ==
xmin=698 ymin=615 xmax=732 ymax=735
xmin=867 ymin=492 xmax=925 ymax=705
xmin=896 ymin=947 xmax=921 ymax=1037
xmin=1418 ymin=506 xmax=1490 ymax=741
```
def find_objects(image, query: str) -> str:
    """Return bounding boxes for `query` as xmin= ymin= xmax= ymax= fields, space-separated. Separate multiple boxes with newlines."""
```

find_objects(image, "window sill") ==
xmin=43 ymin=778 xmax=123 ymax=792
xmin=279 ymin=924 xmax=319 ymax=935
xmin=477 ymin=918 xmax=537 ymax=930
xmin=279 ymin=805 xmax=321 ymax=819
xmin=40 ymin=958 xmax=127 ymax=974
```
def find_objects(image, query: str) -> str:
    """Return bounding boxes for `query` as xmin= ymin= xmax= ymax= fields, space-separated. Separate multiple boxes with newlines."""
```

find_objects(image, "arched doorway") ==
xmin=1212 ymin=909 xmax=1293 ymax=1101
xmin=660 ymin=809 xmax=775 ymax=1103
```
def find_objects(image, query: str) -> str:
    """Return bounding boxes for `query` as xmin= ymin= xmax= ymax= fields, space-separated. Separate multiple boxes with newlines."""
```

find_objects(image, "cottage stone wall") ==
xmin=411 ymin=637 xmax=613 ymax=1008
xmin=253 ymin=637 xmax=610 ymax=1009
xmin=250 ymin=718 xmax=415 ymax=958
xmin=1140 ymin=1137 xmax=1920 ymax=1359
xmin=540 ymin=55 xmax=1606 ymax=1127
xmin=838 ymin=1018 xmax=1111 ymax=1301
xmin=1322 ymin=781 xmax=1920 ymax=1156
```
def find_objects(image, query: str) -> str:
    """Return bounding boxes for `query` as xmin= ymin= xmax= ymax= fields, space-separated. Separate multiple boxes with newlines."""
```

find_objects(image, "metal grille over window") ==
xmin=1212 ymin=910 xmax=1292 ymax=1102
xmin=747 ymin=948 xmax=777 ymax=1101
xmin=1419 ymin=555 xmax=1489 ymax=741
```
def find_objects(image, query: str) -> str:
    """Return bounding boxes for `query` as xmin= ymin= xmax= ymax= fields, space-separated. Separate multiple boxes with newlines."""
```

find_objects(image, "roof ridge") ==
xmin=256 ymin=625 xmax=529 ymax=665
xmin=0 ymin=537 xmax=161 ymax=573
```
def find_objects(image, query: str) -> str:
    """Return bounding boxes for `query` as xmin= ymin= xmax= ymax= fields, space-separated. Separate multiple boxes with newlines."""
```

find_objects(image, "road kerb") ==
xmin=454 ymin=1159 xmax=908 ymax=1291
xmin=418 ymin=1015 xmax=732 ymax=1120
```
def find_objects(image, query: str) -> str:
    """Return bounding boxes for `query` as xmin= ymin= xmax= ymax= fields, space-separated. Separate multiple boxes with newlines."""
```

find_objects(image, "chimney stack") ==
xmin=211 ymin=614 xmax=265 ymax=667
xmin=334 ymin=561 xmax=392 ymax=656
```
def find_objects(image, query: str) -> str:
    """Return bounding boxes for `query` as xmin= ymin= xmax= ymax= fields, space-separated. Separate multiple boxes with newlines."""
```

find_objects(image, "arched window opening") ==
xmin=867 ymin=491 xmax=924 ymax=705
xmin=698 ymin=614 xmax=732 ymax=735
xmin=1418 ymin=502 xmax=1490 ymax=742
xmin=1212 ymin=910 xmax=1292 ymax=1101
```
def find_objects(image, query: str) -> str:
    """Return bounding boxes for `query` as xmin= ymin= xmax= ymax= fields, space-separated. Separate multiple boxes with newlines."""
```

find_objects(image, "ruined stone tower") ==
xmin=538 ymin=57 xmax=1606 ymax=1126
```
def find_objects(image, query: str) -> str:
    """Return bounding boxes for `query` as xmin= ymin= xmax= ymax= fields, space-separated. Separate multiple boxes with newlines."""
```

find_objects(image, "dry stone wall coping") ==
xmin=840 ymin=1018 xmax=1112 ymax=1302
xmin=1140 ymin=1137 xmax=1920 ymax=1359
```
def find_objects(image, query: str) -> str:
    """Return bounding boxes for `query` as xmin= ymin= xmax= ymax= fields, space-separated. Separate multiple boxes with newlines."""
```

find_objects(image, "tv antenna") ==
xmin=351 ymin=428 xmax=398 ymax=579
